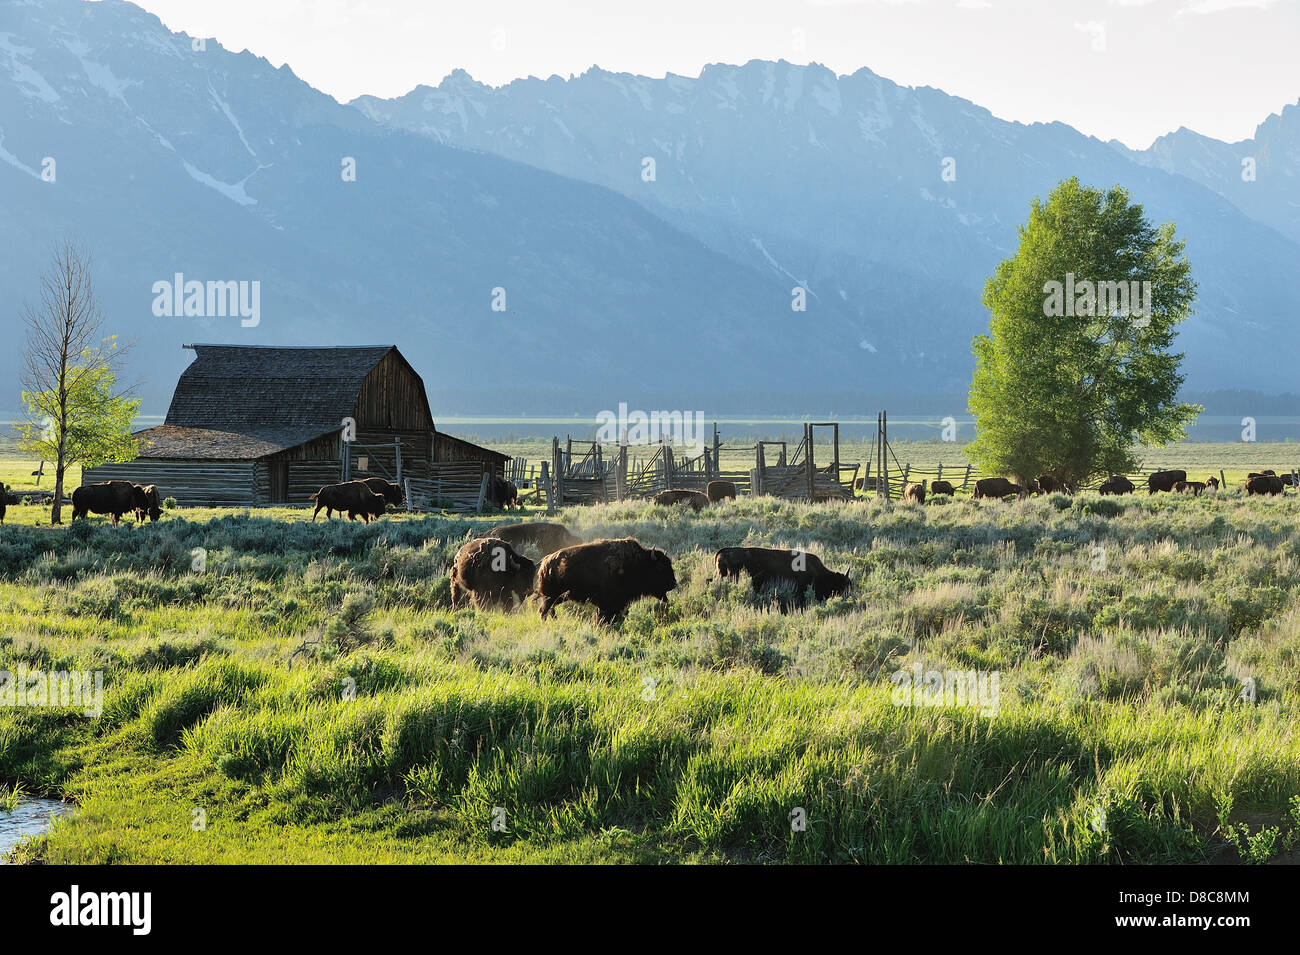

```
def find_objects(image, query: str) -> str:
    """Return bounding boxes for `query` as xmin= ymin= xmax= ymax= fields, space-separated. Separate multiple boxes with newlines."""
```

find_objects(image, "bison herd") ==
xmin=443 ymin=520 xmax=852 ymax=623
xmin=70 ymin=480 xmax=162 ymax=525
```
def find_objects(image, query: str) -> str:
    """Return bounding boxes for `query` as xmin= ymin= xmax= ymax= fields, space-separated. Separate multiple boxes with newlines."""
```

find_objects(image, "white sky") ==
xmin=121 ymin=0 xmax=1300 ymax=148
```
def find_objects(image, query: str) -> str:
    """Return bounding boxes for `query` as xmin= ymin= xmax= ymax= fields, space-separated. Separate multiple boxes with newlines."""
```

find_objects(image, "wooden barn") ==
xmin=83 ymin=344 xmax=508 ymax=507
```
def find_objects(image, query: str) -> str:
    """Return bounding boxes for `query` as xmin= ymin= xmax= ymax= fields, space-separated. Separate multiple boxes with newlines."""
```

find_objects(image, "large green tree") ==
xmin=17 ymin=241 xmax=137 ymax=523
xmin=968 ymin=177 xmax=1199 ymax=485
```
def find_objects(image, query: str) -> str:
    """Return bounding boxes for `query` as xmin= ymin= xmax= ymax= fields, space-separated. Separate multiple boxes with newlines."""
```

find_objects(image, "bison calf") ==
xmin=902 ymin=481 xmax=926 ymax=504
xmin=714 ymin=546 xmax=851 ymax=607
xmin=929 ymin=480 xmax=956 ymax=496
xmin=1098 ymin=475 xmax=1135 ymax=495
xmin=535 ymin=538 xmax=676 ymax=624
xmin=450 ymin=537 xmax=536 ymax=610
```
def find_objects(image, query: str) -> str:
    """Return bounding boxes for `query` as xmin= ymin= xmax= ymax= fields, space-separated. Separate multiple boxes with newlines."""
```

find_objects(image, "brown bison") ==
xmin=310 ymin=480 xmax=387 ymax=522
xmin=929 ymin=480 xmax=956 ymax=496
xmin=71 ymin=480 xmax=147 ymax=526
xmin=1246 ymin=474 xmax=1285 ymax=496
xmin=1174 ymin=480 xmax=1206 ymax=496
xmin=1098 ymin=475 xmax=1135 ymax=495
xmin=361 ymin=477 xmax=403 ymax=507
xmin=450 ymin=538 xmax=536 ymax=611
xmin=0 ymin=483 xmax=6 ymax=525
xmin=1204 ymin=476 xmax=1220 ymax=492
xmin=902 ymin=481 xmax=926 ymax=504
xmin=535 ymin=538 xmax=676 ymax=624
xmin=1247 ymin=470 xmax=1276 ymax=479
xmin=1147 ymin=469 xmax=1186 ymax=494
xmin=490 ymin=476 xmax=519 ymax=510
xmin=973 ymin=477 xmax=1025 ymax=500
xmin=134 ymin=484 xmax=162 ymax=522
xmin=1035 ymin=474 xmax=1067 ymax=494
xmin=706 ymin=480 xmax=737 ymax=503
xmin=481 ymin=522 xmax=582 ymax=556
xmin=652 ymin=489 xmax=710 ymax=512
xmin=714 ymin=546 xmax=851 ymax=606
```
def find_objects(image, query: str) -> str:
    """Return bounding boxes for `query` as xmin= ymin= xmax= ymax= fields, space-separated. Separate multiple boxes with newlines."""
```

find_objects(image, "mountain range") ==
xmin=3 ymin=0 xmax=1298 ymax=416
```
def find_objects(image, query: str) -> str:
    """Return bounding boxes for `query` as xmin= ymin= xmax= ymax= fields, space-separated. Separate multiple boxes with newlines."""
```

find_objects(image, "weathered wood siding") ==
xmin=83 ymin=461 xmax=257 ymax=506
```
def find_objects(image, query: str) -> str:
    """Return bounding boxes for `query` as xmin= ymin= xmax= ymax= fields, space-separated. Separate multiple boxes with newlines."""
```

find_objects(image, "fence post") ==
xmin=395 ymin=436 xmax=403 ymax=486
xmin=475 ymin=472 xmax=490 ymax=512
xmin=542 ymin=461 xmax=553 ymax=514
xmin=936 ymin=463 xmax=942 ymax=482
xmin=805 ymin=423 xmax=816 ymax=502
xmin=403 ymin=477 xmax=413 ymax=512
xmin=964 ymin=464 xmax=972 ymax=489
xmin=712 ymin=424 xmax=721 ymax=481
xmin=617 ymin=444 xmax=628 ymax=501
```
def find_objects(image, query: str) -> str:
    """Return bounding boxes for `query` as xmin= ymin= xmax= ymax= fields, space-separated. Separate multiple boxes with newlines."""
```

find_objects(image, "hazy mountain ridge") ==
xmin=354 ymin=60 xmax=1300 ymax=395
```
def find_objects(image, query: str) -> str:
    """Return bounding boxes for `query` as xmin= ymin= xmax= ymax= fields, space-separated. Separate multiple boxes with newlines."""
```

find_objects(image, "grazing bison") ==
xmin=1174 ymin=480 xmax=1206 ymax=496
xmin=490 ymin=476 xmax=519 ymax=510
xmin=134 ymin=484 xmax=162 ymax=522
xmin=973 ymin=477 xmax=1025 ymax=500
xmin=902 ymin=481 xmax=926 ymax=504
xmin=1204 ymin=476 xmax=1220 ymax=492
xmin=1035 ymin=474 xmax=1068 ymax=494
xmin=1147 ymin=469 xmax=1186 ymax=494
xmin=310 ymin=480 xmax=387 ymax=522
xmin=1246 ymin=474 xmax=1285 ymax=496
xmin=1247 ymin=470 xmax=1276 ymax=479
xmin=0 ymin=484 xmax=5 ymax=525
xmin=930 ymin=480 xmax=956 ymax=496
xmin=71 ymin=481 xmax=147 ymax=526
xmin=706 ymin=480 xmax=737 ymax=503
xmin=652 ymin=489 xmax=710 ymax=512
xmin=481 ymin=522 xmax=582 ymax=556
xmin=535 ymin=538 xmax=676 ymax=624
xmin=449 ymin=538 xmax=536 ymax=611
xmin=714 ymin=546 xmax=851 ymax=606
xmin=361 ymin=478 xmax=403 ymax=507
xmin=1098 ymin=475 xmax=1136 ymax=495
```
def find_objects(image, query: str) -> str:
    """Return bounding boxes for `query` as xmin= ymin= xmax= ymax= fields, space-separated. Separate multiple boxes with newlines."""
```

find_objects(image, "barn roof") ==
xmin=132 ymin=425 xmax=289 ymax=460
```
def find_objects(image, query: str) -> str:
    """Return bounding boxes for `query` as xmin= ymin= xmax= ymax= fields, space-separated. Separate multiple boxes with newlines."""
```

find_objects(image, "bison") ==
xmin=310 ymin=480 xmax=387 ymax=522
xmin=1035 ymin=474 xmax=1068 ymax=494
xmin=1098 ymin=475 xmax=1135 ymax=495
xmin=1246 ymin=474 xmax=1285 ymax=496
xmin=0 ymin=483 xmax=5 ymax=525
xmin=481 ymin=522 xmax=582 ymax=556
xmin=652 ymin=489 xmax=710 ymax=512
xmin=973 ymin=477 xmax=1025 ymax=500
xmin=1174 ymin=480 xmax=1206 ymax=496
xmin=490 ymin=476 xmax=519 ymax=510
xmin=134 ymin=484 xmax=162 ymax=522
xmin=450 ymin=537 xmax=536 ymax=611
xmin=1204 ymin=476 xmax=1220 ymax=492
xmin=361 ymin=478 xmax=403 ymax=507
xmin=1147 ymin=469 xmax=1186 ymax=494
xmin=535 ymin=538 xmax=676 ymax=624
xmin=902 ymin=481 xmax=926 ymax=504
xmin=714 ymin=546 xmax=851 ymax=607
xmin=71 ymin=480 xmax=147 ymax=526
xmin=706 ymin=480 xmax=737 ymax=503
xmin=929 ymin=480 xmax=956 ymax=496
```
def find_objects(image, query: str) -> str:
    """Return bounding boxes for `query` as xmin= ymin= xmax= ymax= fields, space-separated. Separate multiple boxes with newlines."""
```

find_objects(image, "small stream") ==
xmin=0 ymin=798 xmax=71 ymax=862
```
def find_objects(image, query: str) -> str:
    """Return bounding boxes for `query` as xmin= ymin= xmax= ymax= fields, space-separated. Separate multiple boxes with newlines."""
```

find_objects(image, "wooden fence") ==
xmin=403 ymin=462 xmax=492 ymax=513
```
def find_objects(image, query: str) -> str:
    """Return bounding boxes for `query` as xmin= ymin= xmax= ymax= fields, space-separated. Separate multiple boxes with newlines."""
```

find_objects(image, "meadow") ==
xmin=3 ymin=479 xmax=1300 ymax=864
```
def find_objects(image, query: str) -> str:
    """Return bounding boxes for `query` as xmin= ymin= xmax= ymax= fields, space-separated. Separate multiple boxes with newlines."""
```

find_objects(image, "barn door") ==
xmin=270 ymin=461 xmax=288 ymax=504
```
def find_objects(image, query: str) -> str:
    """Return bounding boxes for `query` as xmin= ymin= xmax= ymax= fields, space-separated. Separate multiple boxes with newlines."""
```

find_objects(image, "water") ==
xmin=0 ymin=798 xmax=71 ymax=863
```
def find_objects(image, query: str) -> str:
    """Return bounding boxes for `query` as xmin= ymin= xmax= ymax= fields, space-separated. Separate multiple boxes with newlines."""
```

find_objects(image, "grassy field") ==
xmin=3 ymin=486 xmax=1300 ymax=864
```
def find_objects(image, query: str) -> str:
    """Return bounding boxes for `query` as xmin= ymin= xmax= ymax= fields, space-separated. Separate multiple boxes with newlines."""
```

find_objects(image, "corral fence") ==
xmin=402 ymin=462 xmax=493 ymax=513
xmin=541 ymin=423 xmax=858 ymax=511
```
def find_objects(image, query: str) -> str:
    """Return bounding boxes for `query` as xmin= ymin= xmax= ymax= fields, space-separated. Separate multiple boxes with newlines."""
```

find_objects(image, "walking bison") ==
xmin=481 ymin=522 xmax=582 ymax=556
xmin=1147 ymin=470 xmax=1186 ymax=494
xmin=973 ymin=477 xmax=1025 ymax=500
xmin=310 ymin=481 xmax=387 ymax=522
xmin=535 ymin=538 xmax=676 ymax=624
xmin=652 ymin=489 xmax=710 ymax=512
xmin=713 ymin=546 xmax=851 ymax=606
xmin=490 ymin=476 xmax=519 ymax=510
xmin=361 ymin=478 xmax=403 ymax=507
xmin=450 ymin=538 xmax=536 ymax=610
xmin=71 ymin=481 xmax=147 ymax=526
